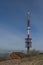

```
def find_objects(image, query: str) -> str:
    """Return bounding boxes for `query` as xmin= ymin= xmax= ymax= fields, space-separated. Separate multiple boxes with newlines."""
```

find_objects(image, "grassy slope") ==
xmin=0 ymin=54 xmax=43 ymax=65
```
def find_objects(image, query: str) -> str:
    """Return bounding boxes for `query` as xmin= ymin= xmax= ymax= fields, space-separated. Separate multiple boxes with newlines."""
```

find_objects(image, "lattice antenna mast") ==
xmin=25 ymin=11 xmax=32 ymax=55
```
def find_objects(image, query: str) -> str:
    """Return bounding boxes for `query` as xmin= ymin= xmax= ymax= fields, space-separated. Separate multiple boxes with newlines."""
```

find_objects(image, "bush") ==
xmin=30 ymin=49 xmax=39 ymax=56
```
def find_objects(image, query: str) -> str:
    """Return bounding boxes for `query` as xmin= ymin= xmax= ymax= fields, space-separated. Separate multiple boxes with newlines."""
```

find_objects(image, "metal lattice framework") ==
xmin=25 ymin=11 xmax=32 ymax=55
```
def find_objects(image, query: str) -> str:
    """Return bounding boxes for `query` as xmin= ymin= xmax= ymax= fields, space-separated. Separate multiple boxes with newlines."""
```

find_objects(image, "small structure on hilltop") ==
xmin=25 ymin=11 xmax=32 ymax=55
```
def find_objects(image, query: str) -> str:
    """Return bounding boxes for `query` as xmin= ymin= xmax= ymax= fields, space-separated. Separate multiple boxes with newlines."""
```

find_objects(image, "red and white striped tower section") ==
xmin=25 ymin=11 xmax=32 ymax=55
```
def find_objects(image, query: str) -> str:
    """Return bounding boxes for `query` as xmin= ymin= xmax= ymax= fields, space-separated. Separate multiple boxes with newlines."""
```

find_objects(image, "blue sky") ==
xmin=0 ymin=0 xmax=43 ymax=51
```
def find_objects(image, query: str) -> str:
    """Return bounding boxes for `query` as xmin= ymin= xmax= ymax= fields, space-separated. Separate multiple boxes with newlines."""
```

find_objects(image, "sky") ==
xmin=0 ymin=0 xmax=43 ymax=51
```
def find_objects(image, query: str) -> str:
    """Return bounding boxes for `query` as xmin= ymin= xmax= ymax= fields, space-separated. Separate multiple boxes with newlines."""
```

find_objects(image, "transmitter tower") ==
xmin=25 ymin=11 xmax=32 ymax=55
